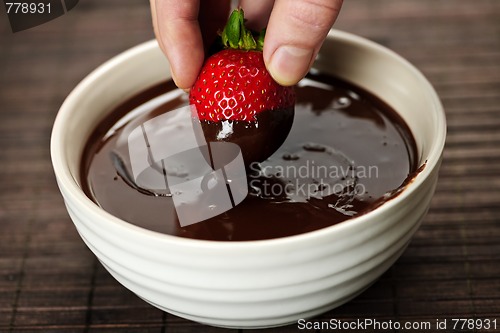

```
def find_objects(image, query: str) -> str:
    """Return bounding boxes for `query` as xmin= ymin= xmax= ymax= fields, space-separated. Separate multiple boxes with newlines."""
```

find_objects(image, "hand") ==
xmin=150 ymin=0 xmax=343 ymax=89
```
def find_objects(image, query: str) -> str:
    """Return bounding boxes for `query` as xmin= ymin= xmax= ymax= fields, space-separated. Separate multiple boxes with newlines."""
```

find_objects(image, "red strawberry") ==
xmin=190 ymin=8 xmax=295 ymax=165
xmin=190 ymin=49 xmax=295 ymax=122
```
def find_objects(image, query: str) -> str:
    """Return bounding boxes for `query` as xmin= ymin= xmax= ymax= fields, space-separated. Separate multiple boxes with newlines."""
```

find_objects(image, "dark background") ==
xmin=1 ymin=0 xmax=499 ymax=332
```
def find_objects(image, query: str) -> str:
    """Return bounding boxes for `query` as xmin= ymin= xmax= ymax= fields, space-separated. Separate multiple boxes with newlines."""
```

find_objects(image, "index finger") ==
xmin=150 ymin=0 xmax=204 ymax=89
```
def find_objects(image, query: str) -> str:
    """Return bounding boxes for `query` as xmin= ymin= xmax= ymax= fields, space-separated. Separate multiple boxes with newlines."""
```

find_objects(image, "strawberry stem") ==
xmin=256 ymin=28 xmax=266 ymax=51
xmin=221 ymin=8 xmax=263 ymax=51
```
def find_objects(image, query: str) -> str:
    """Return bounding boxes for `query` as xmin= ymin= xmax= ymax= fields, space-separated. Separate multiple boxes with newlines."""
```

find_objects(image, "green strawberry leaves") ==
xmin=221 ymin=8 xmax=265 ymax=52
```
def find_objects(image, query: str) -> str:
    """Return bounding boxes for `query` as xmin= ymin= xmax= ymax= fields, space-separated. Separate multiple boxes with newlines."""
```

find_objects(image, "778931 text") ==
xmin=297 ymin=318 xmax=498 ymax=331
xmin=5 ymin=2 xmax=51 ymax=14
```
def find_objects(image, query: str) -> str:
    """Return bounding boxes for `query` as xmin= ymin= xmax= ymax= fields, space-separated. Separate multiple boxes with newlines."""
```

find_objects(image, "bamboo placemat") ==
xmin=1 ymin=1 xmax=499 ymax=332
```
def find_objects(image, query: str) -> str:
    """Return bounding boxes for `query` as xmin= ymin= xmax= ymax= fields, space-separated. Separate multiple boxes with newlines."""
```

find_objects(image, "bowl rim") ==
xmin=50 ymin=29 xmax=446 ymax=249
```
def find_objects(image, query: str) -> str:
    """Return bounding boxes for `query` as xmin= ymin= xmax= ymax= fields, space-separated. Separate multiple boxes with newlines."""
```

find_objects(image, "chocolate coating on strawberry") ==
xmin=196 ymin=108 xmax=294 ymax=166
xmin=190 ymin=8 xmax=295 ymax=165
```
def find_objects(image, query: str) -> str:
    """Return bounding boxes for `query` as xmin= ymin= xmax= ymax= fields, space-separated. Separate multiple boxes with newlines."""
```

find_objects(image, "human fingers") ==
xmin=150 ymin=0 xmax=203 ymax=89
xmin=264 ymin=0 xmax=343 ymax=86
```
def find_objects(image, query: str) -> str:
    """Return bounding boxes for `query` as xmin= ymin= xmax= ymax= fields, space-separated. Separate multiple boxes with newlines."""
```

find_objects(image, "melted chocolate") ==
xmin=81 ymin=74 xmax=419 ymax=241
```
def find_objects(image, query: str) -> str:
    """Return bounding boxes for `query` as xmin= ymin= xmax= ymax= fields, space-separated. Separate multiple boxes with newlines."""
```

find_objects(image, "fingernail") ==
xmin=268 ymin=46 xmax=314 ymax=86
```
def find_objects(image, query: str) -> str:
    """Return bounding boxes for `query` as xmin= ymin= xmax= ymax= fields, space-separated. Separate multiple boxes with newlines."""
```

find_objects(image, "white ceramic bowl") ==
xmin=51 ymin=30 xmax=446 ymax=328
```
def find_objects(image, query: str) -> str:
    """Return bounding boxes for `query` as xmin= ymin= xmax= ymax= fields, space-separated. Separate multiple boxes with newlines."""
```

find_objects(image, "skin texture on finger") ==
xmin=264 ymin=0 xmax=343 ymax=86
xmin=239 ymin=0 xmax=274 ymax=31
xmin=152 ymin=0 xmax=202 ymax=89
xmin=150 ymin=0 xmax=160 ymax=49
xmin=151 ymin=0 xmax=231 ymax=89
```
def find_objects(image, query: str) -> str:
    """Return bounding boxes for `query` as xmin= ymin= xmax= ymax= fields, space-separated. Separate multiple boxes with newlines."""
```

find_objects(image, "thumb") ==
xmin=263 ymin=0 xmax=343 ymax=86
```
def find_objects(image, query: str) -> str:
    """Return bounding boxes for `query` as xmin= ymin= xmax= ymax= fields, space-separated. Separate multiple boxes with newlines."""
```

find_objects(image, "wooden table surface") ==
xmin=1 ymin=1 xmax=499 ymax=332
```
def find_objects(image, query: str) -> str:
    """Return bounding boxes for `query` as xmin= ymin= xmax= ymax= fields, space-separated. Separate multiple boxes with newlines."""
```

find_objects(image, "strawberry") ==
xmin=190 ymin=8 xmax=295 ymax=165
xmin=190 ymin=49 xmax=295 ymax=122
